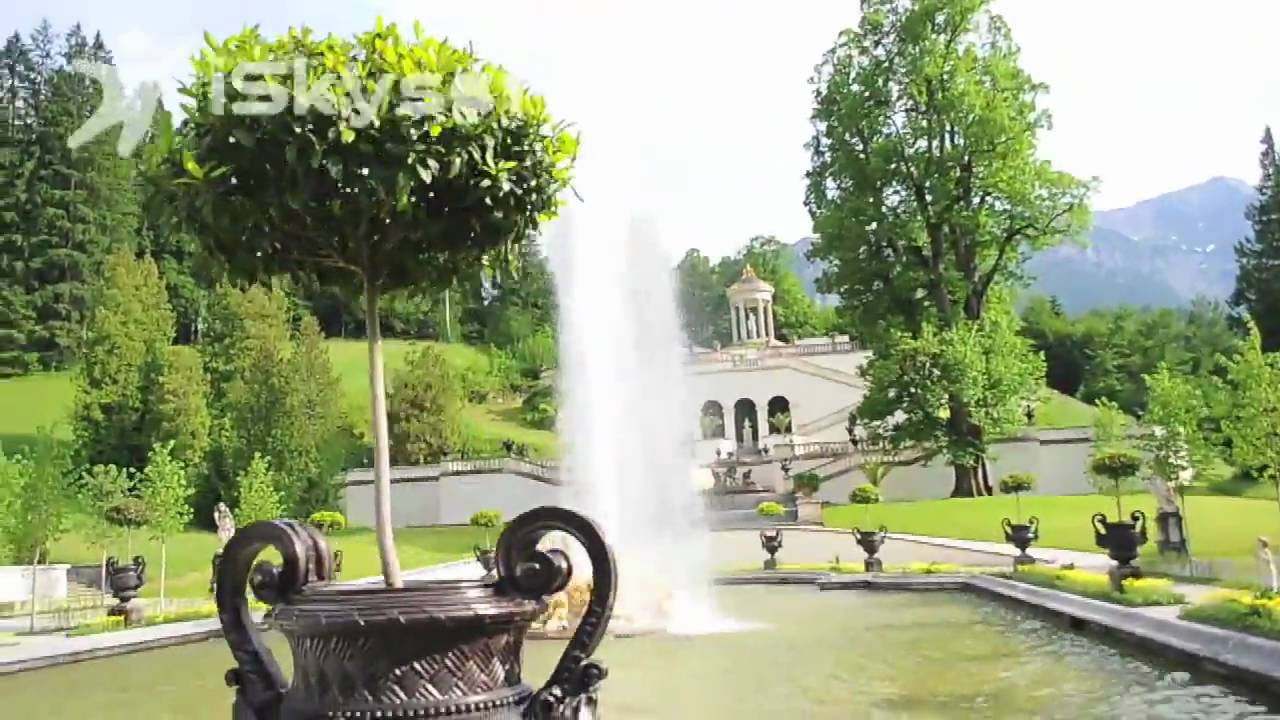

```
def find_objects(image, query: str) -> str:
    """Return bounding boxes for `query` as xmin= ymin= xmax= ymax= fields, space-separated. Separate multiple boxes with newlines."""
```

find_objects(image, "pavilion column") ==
xmin=766 ymin=301 xmax=775 ymax=339
xmin=730 ymin=304 xmax=740 ymax=344
xmin=755 ymin=298 xmax=766 ymax=341
xmin=736 ymin=304 xmax=748 ymax=343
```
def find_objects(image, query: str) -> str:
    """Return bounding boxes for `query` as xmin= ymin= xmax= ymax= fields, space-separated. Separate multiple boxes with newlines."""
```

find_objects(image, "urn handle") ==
xmin=1001 ymin=517 xmax=1014 ymax=542
xmin=1130 ymin=509 xmax=1148 ymax=545
xmin=1027 ymin=516 xmax=1040 ymax=539
xmin=494 ymin=506 xmax=617 ymax=720
xmin=1091 ymin=512 xmax=1109 ymax=548
xmin=215 ymin=520 xmax=333 ymax=720
xmin=133 ymin=555 xmax=146 ymax=585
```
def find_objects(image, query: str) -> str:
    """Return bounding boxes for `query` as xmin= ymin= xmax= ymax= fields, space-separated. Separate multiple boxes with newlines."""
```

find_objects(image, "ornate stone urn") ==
xmin=106 ymin=555 xmax=146 ymax=625
xmin=1092 ymin=510 xmax=1148 ymax=589
xmin=759 ymin=529 xmax=783 ymax=570
xmin=215 ymin=506 xmax=616 ymax=719
xmin=1001 ymin=516 xmax=1040 ymax=567
xmin=852 ymin=526 xmax=888 ymax=572
xmin=474 ymin=544 xmax=497 ymax=576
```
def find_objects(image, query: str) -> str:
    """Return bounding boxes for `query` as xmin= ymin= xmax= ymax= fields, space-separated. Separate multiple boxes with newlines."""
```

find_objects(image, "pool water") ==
xmin=3 ymin=586 xmax=1275 ymax=719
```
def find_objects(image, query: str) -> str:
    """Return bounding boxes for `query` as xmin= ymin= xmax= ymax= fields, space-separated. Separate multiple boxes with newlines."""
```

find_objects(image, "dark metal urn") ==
xmin=852 ymin=526 xmax=888 ymax=572
xmin=1092 ymin=510 xmax=1148 ymax=590
xmin=759 ymin=529 xmax=783 ymax=571
xmin=1001 ymin=516 xmax=1040 ymax=567
xmin=215 ymin=506 xmax=616 ymax=719
xmin=474 ymin=545 xmax=497 ymax=576
xmin=106 ymin=555 xmax=146 ymax=625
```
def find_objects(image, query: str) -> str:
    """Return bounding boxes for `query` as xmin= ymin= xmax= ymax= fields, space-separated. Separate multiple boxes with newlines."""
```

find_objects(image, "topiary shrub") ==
xmin=469 ymin=509 xmax=503 ymax=547
xmin=756 ymin=501 xmax=785 ymax=518
xmin=1089 ymin=449 xmax=1143 ymax=516
xmin=998 ymin=472 xmax=1037 ymax=522
xmin=849 ymin=483 xmax=881 ymax=525
xmin=792 ymin=471 xmax=823 ymax=498
xmin=308 ymin=511 xmax=347 ymax=534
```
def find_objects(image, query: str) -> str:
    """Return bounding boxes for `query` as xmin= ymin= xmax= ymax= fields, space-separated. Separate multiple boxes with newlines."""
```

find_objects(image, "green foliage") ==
xmin=307 ymin=511 xmax=347 ymax=534
xmin=675 ymin=249 xmax=726 ymax=347
xmin=2 ymin=427 xmax=74 ymax=564
xmin=75 ymin=464 xmax=132 ymax=556
xmin=792 ymin=471 xmax=823 ymax=498
xmin=68 ymin=600 xmax=270 ymax=636
xmin=468 ymin=510 xmax=503 ymax=528
xmin=1141 ymin=364 xmax=1215 ymax=487
xmin=998 ymin=473 xmax=1036 ymax=496
xmin=769 ymin=412 xmax=792 ymax=435
xmin=756 ymin=501 xmax=785 ymax=517
xmin=1088 ymin=449 xmax=1144 ymax=516
xmin=849 ymin=484 xmax=881 ymax=506
xmin=1181 ymin=591 xmax=1280 ymax=641
xmin=388 ymin=346 xmax=464 ymax=464
xmin=1222 ymin=320 xmax=1280 ymax=510
xmin=511 ymin=329 xmax=558 ymax=379
xmin=860 ymin=461 xmax=892 ymax=489
xmin=105 ymin=496 xmax=149 ymax=530
xmin=857 ymin=298 xmax=1045 ymax=496
xmin=1013 ymin=565 xmax=1184 ymax=607
xmin=140 ymin=442 xmax=193 ymax=541
xmin=519 ymin=382 xmax=557 ymax=431
xmin=146 ymin=346 xmax=211 ymax=475
xmin=1232 ymin=127 xmax=1280 ymax=353
xmin=235 ymin=453 xmax=284 ymax=525
xmin=283 ymin=315 xmax=350 ymax=516
xmin=73 ymin=251 xmax=175 ymax=471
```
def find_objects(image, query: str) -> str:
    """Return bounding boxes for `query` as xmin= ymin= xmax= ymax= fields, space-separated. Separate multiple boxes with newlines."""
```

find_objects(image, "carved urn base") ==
xmin=216 ymin=507 xmax=616 ymax=720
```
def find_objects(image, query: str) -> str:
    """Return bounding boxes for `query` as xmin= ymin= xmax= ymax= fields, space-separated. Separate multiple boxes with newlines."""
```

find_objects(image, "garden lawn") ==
xmin=48 ymin=524 xmax=488 ymax=600
xmin=1032 ymin=390 xmax=1097 ymax=429
xmin=824 ymin=494 xmax=1280 ymax=571
xmin=0 ymin=371 xmax=74 ymax=453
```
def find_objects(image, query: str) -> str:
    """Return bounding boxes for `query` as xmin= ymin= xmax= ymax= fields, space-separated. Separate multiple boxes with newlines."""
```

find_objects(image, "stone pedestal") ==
xmin=1108 ymin=563 xmax=1142 ymax=593
xmin=107 ymin=601 xmax=145 ymax=627
xmin=1013 ymin=554 xmax=1036 ymax=568
xmin=763 ymin=557 xmax=777 ymax=571
xmin=864 ymin=557 xmax=883 ymax=572
xmin=796 ymin=499 xmax=824 ymax=525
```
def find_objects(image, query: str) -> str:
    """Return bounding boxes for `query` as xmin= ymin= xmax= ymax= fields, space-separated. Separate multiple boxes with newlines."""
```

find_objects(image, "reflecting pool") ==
xmin=3 ymin=587 xmax=1275 ymax=719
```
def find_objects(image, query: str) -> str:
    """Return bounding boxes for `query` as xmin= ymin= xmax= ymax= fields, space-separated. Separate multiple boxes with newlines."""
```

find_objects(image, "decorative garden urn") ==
xmin=106 ymin=555 xmax=146 ymax=625
xmin=759 ymin=529 xmax=783 ymax=571
xmin=215 ymin=506 xmax=616 ymax=719
xmin=1092 ymin=510 xmax=1148 ymax=589
xmin=852 ymin=526 xmax=888 ymax=572
xmin=1001 ymin=516 xmax=1040 ymax=567
xmin=474 ymin=545 xmax=497 ymax=576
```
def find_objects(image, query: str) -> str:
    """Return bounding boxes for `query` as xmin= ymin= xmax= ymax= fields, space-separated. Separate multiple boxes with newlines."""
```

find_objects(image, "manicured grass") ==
xmin=1009 ymin=564 xmax=1184 ymax=607
xmin=1032 ymin=389 xmax=1098 ymax=429
xmin=0 ymin=371 xmax=74 ymax=453
xmin=824 ymin=494 xmax=1280 ymax=570
xmin=49 ymin=524 xmax=487 ymax=600
xmin=461 ymin=402 xmax=558 ymax=458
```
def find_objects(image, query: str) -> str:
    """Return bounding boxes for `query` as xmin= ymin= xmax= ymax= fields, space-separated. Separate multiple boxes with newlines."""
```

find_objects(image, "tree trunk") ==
xmin=443 ymin=289 xmax=452 ymax=343
xmin=947 ymin=397 xmax=980 ymax=498
xmin=28 ymin=547 xmax=39 ymax=633
xmin=365 ymin=281 xmax=404 ymax=588
xmin=951 ymin=464 xmax=978 ymax=498
xmin=160 ymin=540 xmax=167 ymax=613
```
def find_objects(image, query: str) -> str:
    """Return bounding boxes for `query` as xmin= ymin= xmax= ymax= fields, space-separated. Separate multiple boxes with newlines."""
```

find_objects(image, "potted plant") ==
xmin=849 ymin=484 xmax=887 ymax=571
xmin=792 ymin=471 xmax=824 ymax=524
xmin=998 ymin=473 xmax=1039 ymax=566
xmin=1088 ymin=448 xmax=1148 ymax=584
xmin=177 ymin=22 xmax=617 ymax=718
xmin=469 ymin=509 xmax=503 ymax=575
xmin=306 ymin=511 xmax=348 ymax=578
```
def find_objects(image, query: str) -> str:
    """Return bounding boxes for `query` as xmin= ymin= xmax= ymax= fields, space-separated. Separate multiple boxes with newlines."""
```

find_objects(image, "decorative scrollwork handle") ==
xmin=215 ymin=519 xmax=333 ymax=720
xmin=494 ymin=506 xmax=616 ymax=720
xmin=1027 ymin=516 xmax=1040 ymax=539
xmin=1130 ymin=509 xmax=1148 ymax=544
xmin=133 ymin=555 xmax=146 ymax=584
xmin=1091 ymin=512 xmax=1109 ymax=547
xmin=1001 ymin=517 xmax=1014 ymax=541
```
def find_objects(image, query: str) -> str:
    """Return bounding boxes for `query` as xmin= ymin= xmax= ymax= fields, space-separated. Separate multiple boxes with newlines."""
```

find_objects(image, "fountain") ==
xmin=547 ymin=206 xmax=733 ymax=636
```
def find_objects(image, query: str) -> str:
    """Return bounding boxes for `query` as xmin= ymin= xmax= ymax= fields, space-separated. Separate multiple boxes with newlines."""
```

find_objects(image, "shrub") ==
xmin=1089 ymin=448 xmax=1144 ymax=516
xmin=469 ymin=510 xmax=503 ymax=529
xmin=307 ymin=511 xmax=347 ymax=534
xmin=792 ymin=472 xmax=823 ymax=498
xmin=235 ymin=453 xmax=284 ymax=525
xmin=756 ymin=501 xmax=785 ymax=517
xmin=105 ymin=497 xmax=149 ymax=529
xmin=1180 ymin=589 xmax=1280 ymax=641
xmin=998 ymin=473 xmax=1036 ymax=495
xmin=520 ymin=383 xmax=557 ymax=430
xmin=388 ymin=346 xmax=464 ymax=464
xmin=849 ymin=484 xmax=881 ymax=505
xmin=512 ymin=330 xmax=557 ymax=378
xmin=1012 ymin=565 xmax=1185 ymax=607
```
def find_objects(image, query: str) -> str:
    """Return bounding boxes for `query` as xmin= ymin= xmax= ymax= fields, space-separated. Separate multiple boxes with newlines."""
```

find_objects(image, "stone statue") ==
xmin=1259 ymin=537 xmax=1278 ymax=592
xmin=742 ymin=419 xmax=754 ymax=448
xmin=1144 ymin=477 xmax=1180 ymax=515
xmin=214 ymin=502 xmax=236 ymax=548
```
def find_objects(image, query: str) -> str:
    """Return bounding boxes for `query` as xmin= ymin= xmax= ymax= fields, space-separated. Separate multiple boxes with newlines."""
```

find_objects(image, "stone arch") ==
xmin=699 ymin=400 xmax=726 ymax=440
xmin=767 ymin=395 xmax=792 ymax=435
xmin=733 ymin=398 xmax=759 ymax=446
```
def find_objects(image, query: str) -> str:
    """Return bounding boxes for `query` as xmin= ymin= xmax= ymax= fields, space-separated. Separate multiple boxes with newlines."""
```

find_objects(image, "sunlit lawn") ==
xmin=48 ymin=524 xmax=488 ymax=600
xmin=825 ymin=494 xmax=1280 ymax=575
xmin=1032 ymin=390 xmax=1097 ymax=429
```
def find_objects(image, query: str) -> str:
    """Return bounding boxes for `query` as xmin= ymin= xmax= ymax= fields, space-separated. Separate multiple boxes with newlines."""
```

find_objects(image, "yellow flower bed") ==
xmin=1011 ymin=565 xmax=1184 ymax=606
xmin=1181 ymin=589 xmax=1280 ymax=641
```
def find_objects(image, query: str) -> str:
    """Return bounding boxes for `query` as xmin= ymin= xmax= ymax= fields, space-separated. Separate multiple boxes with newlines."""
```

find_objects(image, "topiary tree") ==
xmin=849 ymin=483 xmax=881 ymax=526
xmin=307 ymin=511 xmax=347 ymax=535
xmin=168 ymin=20 xmax=577 ymax=587
xmin=236 ymin=453 xmax=284 ymax=525
xmin=105 ymin=496 xmax=148 ymax=557
xmin=1089 ymin=449 xmax=1143 ymax=518
xmin=756 ymin=501 xmax=785 ymax=518
xmin=469 ymin=509 xmax=503 ymax=548
xmin=389 ymin=346 xmax=464 ymax=465
xmin=76 ymin=464 xmax=132 ymax=593
xmin=998 ymin=472 xmax=1036 ymax=523
xmin=792 ymin=471 xmax=822 ymax=499
xmin=861 ymin=461 xmax=893 ymax=488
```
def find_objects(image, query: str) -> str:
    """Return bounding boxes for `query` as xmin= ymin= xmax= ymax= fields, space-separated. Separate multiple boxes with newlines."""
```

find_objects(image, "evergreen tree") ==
xmin=388 ymin=345 xmax=464 ymax=465
xmin=235 ymin=453 xmax=283 ymax=525
xmin=281 ymin=315 xmax=348 ymax=516
xmin=1232 ymin=126 xmax=1280 ymax=352
xmin=0 ymin=32 xmax=37 ymax=375
xmin=73 ymin=250 xmax=174 ymax=470
xmin=146 ymin=344 xmax=211 ymax=475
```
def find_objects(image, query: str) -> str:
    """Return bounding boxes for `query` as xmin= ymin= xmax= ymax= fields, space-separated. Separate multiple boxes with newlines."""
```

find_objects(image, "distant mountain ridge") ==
xmin=787 ymin=176 xmax=1254 ymax=314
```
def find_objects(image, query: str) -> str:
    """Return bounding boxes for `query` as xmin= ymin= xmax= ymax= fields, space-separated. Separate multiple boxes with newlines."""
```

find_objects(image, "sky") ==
xmin=14 ymin=1 xmax=1280 ymax=259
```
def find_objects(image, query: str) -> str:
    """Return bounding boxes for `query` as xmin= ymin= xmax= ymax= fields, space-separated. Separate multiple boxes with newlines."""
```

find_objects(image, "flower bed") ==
xmin=730 ymin=562 xmax=998 ymax=575
xmin=68 ymin=601 xmax=268 ymax=637
xmin=1179 ymin=589 xmax=1280 ymax=641
xmin=1008 ymin=565 xmax=1185 ymax=607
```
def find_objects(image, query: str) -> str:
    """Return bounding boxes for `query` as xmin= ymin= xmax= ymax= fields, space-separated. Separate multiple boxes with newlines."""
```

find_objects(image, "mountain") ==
xmin=789 ymin=176 xmax=1255 ymax=314
xmin=786 ymin=236 xmax=840 ymax=307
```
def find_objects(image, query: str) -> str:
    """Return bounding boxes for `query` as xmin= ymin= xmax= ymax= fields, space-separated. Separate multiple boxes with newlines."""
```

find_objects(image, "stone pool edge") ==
xmin=718 ymin=571 xmax=1280 ymax=700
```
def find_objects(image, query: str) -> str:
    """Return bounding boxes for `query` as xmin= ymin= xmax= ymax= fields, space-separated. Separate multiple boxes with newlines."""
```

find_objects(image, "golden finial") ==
xmin=742 ymin=264 xmax=758 ymax=279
